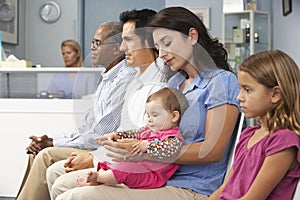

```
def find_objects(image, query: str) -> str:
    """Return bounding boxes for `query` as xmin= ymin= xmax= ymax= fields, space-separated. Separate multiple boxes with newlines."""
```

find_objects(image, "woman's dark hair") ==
xmin=148 ymin=7 xmax=230 ymax=71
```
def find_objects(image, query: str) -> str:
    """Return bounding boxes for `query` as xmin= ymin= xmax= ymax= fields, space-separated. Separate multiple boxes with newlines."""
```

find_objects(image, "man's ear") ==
xmin=188 ymin=27 xmax=199 ymax=45
xmin=171 ymin=111 xmax=180 ymax=123
xmin=113 ymin=43 xmax=121 ymax=55
xmin=271 ymin=86 xmax=281 ymax=104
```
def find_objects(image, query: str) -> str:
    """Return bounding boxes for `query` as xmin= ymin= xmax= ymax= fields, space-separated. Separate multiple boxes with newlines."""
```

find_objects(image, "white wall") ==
xmin=165 ymin=0 xmax=223 ymax=38
xmin=25 ymin=0 xmax=82 ymax=67
xmin=166 ymin=0 xmax=299 ymax=66
xmin=273 ymin=0 xmax=300 ymax=66
xmin=3 ymin=1 xmax=300 ymax=68
xmin=165 ymin=0 xmax=272 ymax=43
xmin=82 ymin=0 xmax=165 ymax=59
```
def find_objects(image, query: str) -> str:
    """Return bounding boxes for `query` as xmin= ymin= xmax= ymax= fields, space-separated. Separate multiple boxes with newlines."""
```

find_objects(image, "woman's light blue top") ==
xmin=166 ymin=67 xmax=240 ymax=195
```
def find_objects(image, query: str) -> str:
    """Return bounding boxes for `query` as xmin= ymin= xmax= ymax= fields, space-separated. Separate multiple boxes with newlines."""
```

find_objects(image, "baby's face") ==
xmin=145 ymin=100 xmax=176 ymax=132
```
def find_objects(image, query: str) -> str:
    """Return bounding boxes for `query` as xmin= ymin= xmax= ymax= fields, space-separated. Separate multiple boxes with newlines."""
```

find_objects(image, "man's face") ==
xmin=90 ymin=26 xmax=115 ymax=67
xmin=120 ymin=21 xmax=151 ymax=68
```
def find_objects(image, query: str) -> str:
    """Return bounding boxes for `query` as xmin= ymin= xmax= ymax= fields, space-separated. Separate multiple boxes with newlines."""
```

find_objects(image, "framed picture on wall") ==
xmin=188 ymin=7 xmax=210 ymax=29
xmin=0 ymin=0 xmax=18 ymax=44
xmin=283 ymin=0 xmax=292 ymax=16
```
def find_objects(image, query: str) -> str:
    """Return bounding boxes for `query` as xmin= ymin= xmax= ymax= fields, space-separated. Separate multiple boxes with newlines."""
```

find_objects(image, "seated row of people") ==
xmin=17 ymin=7 xmax=300 ymax=200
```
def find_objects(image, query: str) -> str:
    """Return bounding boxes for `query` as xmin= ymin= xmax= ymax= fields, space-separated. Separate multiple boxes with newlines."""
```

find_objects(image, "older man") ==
xmin=16 ymin=22 xmax=137 ymax=200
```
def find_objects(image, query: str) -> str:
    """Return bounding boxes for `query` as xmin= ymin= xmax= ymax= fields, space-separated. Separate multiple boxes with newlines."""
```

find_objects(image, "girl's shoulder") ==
xmin=264 ymin=129 xmax=300 ymax=156
xmin=270 ymin=129 xmax=299 ymax=144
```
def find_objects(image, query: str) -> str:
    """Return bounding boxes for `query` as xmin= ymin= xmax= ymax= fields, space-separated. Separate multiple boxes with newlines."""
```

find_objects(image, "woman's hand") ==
xmin=102 ymin=139 xmax=145 ymax=162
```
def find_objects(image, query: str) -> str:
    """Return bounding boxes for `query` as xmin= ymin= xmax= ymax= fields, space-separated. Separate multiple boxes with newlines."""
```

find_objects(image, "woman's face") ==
xmin=61 ymin=45 xmax=80 ymax=67
xmin=153 ymin=28 xmax=194 ymax=72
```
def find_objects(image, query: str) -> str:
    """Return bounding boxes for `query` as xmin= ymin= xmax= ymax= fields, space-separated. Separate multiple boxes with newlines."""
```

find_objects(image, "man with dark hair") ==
xmin=16 ymin=22 xmax=137 ymax=200
xmin=119 ymin=9 xmax=156 ymax=44
xmin=49 ymin=8 xmax=173 ymax=199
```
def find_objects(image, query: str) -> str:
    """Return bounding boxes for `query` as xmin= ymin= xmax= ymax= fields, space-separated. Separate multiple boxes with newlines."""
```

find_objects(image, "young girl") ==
xmin=77 ymin=87 xmax=188 ymax=189
xmin=209 ymin=50 xmax=300 ymax=200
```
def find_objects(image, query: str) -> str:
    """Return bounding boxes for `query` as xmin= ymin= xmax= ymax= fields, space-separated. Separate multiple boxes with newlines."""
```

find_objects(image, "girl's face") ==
xmin=153 ymin=28 xmax=195 ymax=72
xmin=145 ymin=99 xmax=178 ymax=132
xmin=61 ymin=45 xmax=80 ymax=67
xmin=237 ymin=71 xmax=274 ymax=119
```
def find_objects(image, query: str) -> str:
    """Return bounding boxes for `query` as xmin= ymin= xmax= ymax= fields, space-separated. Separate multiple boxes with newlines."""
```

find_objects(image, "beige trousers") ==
xmin=46 ymin=160 xmax=94 ymax=200
xmin=56 ymin=184 xmax=208 ymax=200
xmin=16 ymin=147 xmax=87 ymax=200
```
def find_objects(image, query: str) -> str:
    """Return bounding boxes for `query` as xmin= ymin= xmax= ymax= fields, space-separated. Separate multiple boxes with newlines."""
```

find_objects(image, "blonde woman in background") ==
xmin=48 ymin=39 xmax=98 ymax=98
xmin=61 ymin=39 xmax=82 ymax=67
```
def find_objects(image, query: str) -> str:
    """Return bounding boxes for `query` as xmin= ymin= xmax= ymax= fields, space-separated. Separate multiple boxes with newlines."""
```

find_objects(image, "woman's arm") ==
xmin=176 ymin=104 xmax=239 ymax=164
xmin=208 ymin=167 xmax=233 ymax=199
xmin=104 ymin=104 xmax=239 ymax=164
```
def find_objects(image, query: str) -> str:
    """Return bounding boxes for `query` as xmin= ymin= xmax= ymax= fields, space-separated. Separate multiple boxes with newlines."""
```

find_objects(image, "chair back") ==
xmin=225 ymin=112 xmax=245 ymax=178
xmin=293 ymin=178 xmax=300 ymax=199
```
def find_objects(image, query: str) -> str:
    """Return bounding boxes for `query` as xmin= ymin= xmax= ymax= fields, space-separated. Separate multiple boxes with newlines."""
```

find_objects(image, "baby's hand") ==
xmin=131 ymin=140 xmax=149 ymax=154
xmin=95 ymin=132 xmax=117 ymax=144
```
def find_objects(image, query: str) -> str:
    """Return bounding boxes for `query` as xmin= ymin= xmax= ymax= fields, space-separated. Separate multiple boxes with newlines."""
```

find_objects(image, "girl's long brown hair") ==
xmin=239 ymin=50 xmax=300 ymax=135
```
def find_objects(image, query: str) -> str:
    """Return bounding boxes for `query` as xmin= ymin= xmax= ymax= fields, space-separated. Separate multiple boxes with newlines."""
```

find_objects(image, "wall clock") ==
xmin=39 ymin=1 xmax=61 ymax=23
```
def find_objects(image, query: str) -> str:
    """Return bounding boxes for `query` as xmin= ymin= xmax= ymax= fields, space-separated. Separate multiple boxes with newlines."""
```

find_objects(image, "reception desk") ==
xmin=0 ymin=99 xmax=94 ymax=197
xmin=0 ymin=67 xmax=104 ymax=99
xmin=0 ymin=68 xmax=102 ymax=197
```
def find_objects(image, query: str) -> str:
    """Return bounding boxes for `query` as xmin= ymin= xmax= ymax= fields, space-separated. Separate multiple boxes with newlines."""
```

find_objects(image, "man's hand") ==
xmin=64 ymin=151 xmax=94 ymax=173
xmin=25 ymin=135 xmax=53 ymax=155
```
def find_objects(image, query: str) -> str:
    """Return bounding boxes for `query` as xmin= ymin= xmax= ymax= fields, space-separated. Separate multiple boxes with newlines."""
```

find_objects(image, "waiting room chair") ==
xmin=225 ymin=112 xmax=245 ymax=178
xmin=293 ymin=178 xmax=300 ymax=199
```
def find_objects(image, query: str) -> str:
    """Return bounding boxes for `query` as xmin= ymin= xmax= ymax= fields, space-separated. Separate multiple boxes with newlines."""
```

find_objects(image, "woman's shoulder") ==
xmin=212 ymin=68 xmax=237 ymax=82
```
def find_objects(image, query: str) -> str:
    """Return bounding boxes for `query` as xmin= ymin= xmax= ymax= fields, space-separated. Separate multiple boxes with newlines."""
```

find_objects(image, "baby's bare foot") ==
xmin=77 ymin=174 xmax=102 ymax=187
xmin=86 ymin=171 xmax=99 ymax=183
xmin=77 ymin=175 xmax=90 ymax=187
